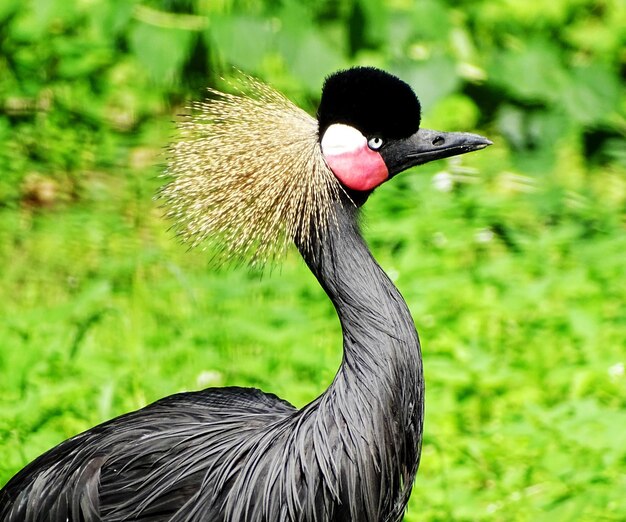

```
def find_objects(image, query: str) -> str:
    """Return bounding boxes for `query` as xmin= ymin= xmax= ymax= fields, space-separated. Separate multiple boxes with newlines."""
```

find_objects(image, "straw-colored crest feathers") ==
xmin=160 ymin=75 xmax=342 ymax=266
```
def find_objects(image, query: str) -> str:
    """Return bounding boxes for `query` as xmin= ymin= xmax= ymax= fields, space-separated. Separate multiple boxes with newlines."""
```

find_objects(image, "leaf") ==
xmin=278 ymin=30 xmax=346 ymax=92
xmin=426 ymin=94 xmax=480 ymax=131
xmin=0 ymin=0 xmax=19 ymax=23
xmin=129 ymin=21 xmax=194 ymax=85
xmin=394 ymin=56 xmax=459 ymax=110
xmin=88 ymin=0 xmax=136 ymax=40
xmin=351 ymin=0 xmax=388 ymax=50
xmin=408 ymin=0 xmax=451 ymax=42
xmin=207 ymin=15 xmax=275 ymax=72
xmin=560 ymin=64 xmax=622 ymax=125
xmin=490 ymin=39 xmax=567 ymax=104
xmin=275 ymin=1 xmax=346 ymax=91
xmin=496 ymin=104 xmax=568 ymax=171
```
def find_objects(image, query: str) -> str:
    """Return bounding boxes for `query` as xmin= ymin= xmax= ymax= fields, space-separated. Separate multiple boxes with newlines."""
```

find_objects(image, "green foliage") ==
xmin=0 ymin=0 xmax=625 ymax=520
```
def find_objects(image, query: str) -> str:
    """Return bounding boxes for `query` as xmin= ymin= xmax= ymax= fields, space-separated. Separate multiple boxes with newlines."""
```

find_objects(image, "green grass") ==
xmin=1 ymin=137 xmax=624 ymax=520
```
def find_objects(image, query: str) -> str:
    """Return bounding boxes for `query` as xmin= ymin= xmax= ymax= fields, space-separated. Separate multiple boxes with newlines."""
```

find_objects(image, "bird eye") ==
xmin=367 ymin=137 xmax=384 ymax=150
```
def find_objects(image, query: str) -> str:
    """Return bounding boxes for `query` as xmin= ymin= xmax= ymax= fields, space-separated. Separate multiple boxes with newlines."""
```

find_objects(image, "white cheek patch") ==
xmin=320 ymin=123 xmax=389 ymax=191
xmin=321 ymin=124 xmax=366 ymax=155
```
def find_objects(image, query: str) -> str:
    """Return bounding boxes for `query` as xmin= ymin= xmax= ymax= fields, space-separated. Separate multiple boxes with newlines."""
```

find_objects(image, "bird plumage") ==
xmin=1 ymin=196 xmax=422 ymax=522
xmin=0 ymin=67 xmax=490 ymax=521
xmin=161 ymin=73 xmax=341 ymax=266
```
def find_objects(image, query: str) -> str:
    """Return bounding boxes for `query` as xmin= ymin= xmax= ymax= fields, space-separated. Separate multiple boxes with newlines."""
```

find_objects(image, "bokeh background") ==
xmin=1 ymin=0 xmax=625 ymax=520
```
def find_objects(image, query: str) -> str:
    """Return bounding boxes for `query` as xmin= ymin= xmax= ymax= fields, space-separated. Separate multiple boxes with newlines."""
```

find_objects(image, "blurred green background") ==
xmin=1 ymin=0 xmax=625 ymax=520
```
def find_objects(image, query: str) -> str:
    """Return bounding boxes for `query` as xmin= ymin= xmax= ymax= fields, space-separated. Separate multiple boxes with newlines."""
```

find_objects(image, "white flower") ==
xmin=432 ymin=171 xmax=453 ymax=192
xmin=475 ymin=228 xmax=494 ymax=243
xmin=608 ymin=362 xmax=624 ymax=380
xmin=433 ymin=232 xmax=448 ymax=247
xmin=196 ymin=370 xmax=223 ymax=388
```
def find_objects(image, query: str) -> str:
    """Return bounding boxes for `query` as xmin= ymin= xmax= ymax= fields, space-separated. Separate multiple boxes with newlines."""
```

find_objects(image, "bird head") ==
xmin=317 ymin=67 xmax=491 ymax=194
xmin=162 ymin=68 xmax=491 ymax=266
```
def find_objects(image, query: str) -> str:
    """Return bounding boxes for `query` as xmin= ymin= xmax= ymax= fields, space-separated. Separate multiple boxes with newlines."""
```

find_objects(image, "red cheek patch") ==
xmin=324 ymin=146 xmax=389 ymax=191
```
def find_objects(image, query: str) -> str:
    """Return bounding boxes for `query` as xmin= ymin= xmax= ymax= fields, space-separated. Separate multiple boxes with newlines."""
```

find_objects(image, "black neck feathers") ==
xmin=295 ymin=195 xmax=424 ymax=520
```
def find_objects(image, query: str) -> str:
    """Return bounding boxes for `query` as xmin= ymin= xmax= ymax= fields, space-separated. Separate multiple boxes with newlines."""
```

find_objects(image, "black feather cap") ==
xmin=317 ymin=67 xmax=422 ymax=140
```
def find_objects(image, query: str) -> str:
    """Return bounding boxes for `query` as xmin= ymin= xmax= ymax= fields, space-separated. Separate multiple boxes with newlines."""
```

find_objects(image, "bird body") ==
xmin=0 ymin=67 xmax=490 ymax=521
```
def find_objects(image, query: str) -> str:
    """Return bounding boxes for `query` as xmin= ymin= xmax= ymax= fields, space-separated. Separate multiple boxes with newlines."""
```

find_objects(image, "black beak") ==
xmin=381 ymin=128 xmax=492 ymax=177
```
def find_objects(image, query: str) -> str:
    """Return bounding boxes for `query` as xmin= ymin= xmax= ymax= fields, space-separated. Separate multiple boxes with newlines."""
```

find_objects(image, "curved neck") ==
xmin=295 ymin=195 xmax=424 ymax=520
xmin=294 ymin=195 xmax=424 ymax=521
xmin=297 ymin=197 xmax=422 ymax=379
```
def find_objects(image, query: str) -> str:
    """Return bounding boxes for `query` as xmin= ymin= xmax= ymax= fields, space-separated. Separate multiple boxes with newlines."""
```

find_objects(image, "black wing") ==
xmin=0 ymin=386 xmax=296 ymax=522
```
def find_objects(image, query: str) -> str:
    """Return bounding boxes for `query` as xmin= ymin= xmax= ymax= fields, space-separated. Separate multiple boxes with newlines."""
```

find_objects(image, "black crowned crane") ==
xmin=0 ymin=67 xmax=490 ymax=522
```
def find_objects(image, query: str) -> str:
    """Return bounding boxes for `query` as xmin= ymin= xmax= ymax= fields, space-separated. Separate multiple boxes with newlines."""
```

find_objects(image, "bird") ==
xmin=0 ymin=66 xmax=491 ymax=522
